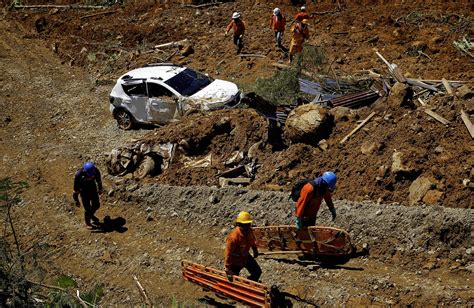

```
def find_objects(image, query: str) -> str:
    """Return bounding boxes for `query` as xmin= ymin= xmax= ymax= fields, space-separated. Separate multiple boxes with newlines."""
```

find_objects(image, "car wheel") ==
xmin=115 ymin=109 xmax=134 ymax=130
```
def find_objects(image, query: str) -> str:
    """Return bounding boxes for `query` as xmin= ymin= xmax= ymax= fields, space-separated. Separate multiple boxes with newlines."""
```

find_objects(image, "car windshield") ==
xmin=164 ymin=68 xmax=213 ymax=96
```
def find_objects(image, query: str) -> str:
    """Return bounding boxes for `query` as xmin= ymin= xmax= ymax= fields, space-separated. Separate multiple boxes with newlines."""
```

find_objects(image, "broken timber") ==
xmin=424 ymin=109 xmax=450 ymax=125
xmin=182 ymin=260 xmax=271 ymax=307
xmin=154 ymin=39 xmax=189 ymax=49
xmin=441 ymin=78 xmax=454 ymax=95
xmin=460 ymin=110 xmax=474 ymax=139
xmin=407 ymin=78 xmax=440 ymax=92
xmin=340 ymin=112 xmax=376 ymax=144
xmin=133 ymin=275 xmax=152 ymax=307
xmin=375 ymin=52 xmax=407 ymax=83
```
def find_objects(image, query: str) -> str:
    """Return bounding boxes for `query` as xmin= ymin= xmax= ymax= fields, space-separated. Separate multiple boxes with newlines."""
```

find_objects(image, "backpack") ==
xmin=289 ymin=179 xmax=315 ymax=202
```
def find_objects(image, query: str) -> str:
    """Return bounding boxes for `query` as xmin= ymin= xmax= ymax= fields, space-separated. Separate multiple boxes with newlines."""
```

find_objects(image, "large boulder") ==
xmin=284 ymin=104 xmax=334 ymax=145
xmin=330 ymin=106 xmax=357 ymax=122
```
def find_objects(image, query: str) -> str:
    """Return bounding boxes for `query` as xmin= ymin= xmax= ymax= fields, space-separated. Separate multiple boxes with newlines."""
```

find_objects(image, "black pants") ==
xmin=302 ymin=216 xmax=316 ymax=227
xmin=233 ymin=35 xmax=243 ymax=54
xmin=80 ymin=191 xmax=100 ymax=226
xmin=228 ymin=255 xmax=262 ymax=282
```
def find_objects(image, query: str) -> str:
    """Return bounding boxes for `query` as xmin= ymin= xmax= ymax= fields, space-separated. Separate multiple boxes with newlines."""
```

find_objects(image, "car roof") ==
xmin=120 ymin=65 xmax=186 ymax=82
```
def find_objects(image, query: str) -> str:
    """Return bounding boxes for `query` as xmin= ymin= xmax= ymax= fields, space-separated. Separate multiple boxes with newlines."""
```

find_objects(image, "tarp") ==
xmin=298 ymin=78 xmax=339 ymax=100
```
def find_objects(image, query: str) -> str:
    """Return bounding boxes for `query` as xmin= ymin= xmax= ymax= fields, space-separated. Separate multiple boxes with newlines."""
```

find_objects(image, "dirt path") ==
xmin=1 ymin=12 xmax=473 ymax=307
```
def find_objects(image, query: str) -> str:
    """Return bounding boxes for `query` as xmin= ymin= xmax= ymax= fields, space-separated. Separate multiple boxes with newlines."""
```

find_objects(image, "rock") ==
xmin=434 ymin=146 xmax=444 ymax=154
xmin=422 ymin=190 xmax=443 ymax=205
xmin=391 ymin=150 xmax=416 ymax=174
xmin=284 ymin=104 xmax=334 ymax=145
xmin=145 ymin=206 xmax=152 ymax=213
xmin=378 ymin=165 xmax=388 ymax=177
xmin=307 ymin=264 xmax=321 ymax=271
xmin=318 ymin=139 xmax=328 ymax=151
xmin=386 ymin=82 xmax=415 ymax=109
xmin=361 ymin=141 xmax=380 ymax=155
xmin=208 ymin=194 xmax=219 ymax=204
xmin=180 ymin=44 xmax=194 ymax=57
xmin=146 ymin=213 xmax=154 ymax=221
xmin=456 ymin=85 xmax=473 ymax=99
xmin=330 ymin=106 xmax=355 ymax=122
xmin=410 ymin=40 xmax=428 ymax=51
xmin=126 ymin=183 xmax=139 ymax=192
xmin=409 ymin=176 xmax=435 ymax=206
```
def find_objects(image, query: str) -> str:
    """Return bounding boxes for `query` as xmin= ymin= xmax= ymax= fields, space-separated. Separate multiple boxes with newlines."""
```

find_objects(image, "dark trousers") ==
xmin=233 ymin=35 xmax=243 ymax=54
xmin=274 ymin=31 xmax=283 ymax=47
xmin=228 ymin=255 xmax=262 ymax=282
xmin=80 ymin=192 xmax=100 ymax=225
xmin=302 ymin=216 xmax=316 ymax=227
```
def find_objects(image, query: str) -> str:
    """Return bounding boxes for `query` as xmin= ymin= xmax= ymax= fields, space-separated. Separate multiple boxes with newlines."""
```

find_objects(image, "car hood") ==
xmin=188 ymin=79 xmax=239 ymax=103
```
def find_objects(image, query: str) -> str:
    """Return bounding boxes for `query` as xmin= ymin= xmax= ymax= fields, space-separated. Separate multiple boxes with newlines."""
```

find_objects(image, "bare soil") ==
xmin=1 ymin=1 xmax=473 ymax=306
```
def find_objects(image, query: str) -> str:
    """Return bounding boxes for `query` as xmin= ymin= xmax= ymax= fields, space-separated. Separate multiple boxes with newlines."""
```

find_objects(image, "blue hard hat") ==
xmin=83 ymin=162 xmax=95 ymax=176
xmin=321 ymin=171 xmax=337 ymax=190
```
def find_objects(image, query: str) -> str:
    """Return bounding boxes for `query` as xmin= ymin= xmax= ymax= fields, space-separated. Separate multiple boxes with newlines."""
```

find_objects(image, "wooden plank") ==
xmin=424 ymin=109 xmax=450 ymax=125
xmin=340 ymin=112 xmax=376 ymax=144
xmin=407 ymin=78 xmax=439 ymax=92
xmin=460 ymin=109 xmax=474 ymax=139
xmin=442 ymin=78 xmax=453 ymax=95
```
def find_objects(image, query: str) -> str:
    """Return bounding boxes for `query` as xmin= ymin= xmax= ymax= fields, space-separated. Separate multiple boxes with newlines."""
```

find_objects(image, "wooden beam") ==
xmin=460 ymin=109 xmax=474 ymax=139
xmin=441 ymin=78 xmax=453 ymax=95
xmin=340 ymin=112 xmax=376 ymax=144
xmin=154 ymin=39 xmax=189 ymax=49
xmin=407 ymin=78 xmax=439 ymax=92
xmin=424 ymin=109 xmax=450 ymax=125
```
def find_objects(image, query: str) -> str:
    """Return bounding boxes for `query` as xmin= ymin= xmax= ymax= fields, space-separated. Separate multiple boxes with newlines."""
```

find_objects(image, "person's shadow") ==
xmin=91 ymin=215 xmax=128 ymax=233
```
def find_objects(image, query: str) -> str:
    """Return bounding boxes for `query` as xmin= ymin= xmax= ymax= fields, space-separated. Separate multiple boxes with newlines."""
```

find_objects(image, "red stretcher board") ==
xmin=181 ymin=260 xmax=271 ymax=307
xmin=253 ymin=225 xmax=353 ymax=257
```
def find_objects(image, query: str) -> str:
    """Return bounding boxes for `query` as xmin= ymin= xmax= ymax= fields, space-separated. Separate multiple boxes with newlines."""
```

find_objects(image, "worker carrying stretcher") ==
xmin=224 ymin=211 xmax=261 ymax=282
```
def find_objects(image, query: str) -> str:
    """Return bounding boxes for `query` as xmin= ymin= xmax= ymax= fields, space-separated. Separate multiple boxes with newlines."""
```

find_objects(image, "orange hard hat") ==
xmin=236 ymin=211 xmax=253 ymax=224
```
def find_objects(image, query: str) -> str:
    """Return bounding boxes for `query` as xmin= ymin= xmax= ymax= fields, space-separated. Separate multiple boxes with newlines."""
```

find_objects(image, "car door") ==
xmin=121 ymin=79 xmax=148 ymax=123
xmin=147 ymin=82 xmax=183 ymax=124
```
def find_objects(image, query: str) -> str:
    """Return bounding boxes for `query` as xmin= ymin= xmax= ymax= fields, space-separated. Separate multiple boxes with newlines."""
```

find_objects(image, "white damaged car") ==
xmin=109 ymin=63 xmax=242 ymax=129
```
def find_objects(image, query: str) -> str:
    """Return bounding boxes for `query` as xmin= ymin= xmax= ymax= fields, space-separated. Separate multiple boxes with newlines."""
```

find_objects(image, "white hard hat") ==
xmin=273 ymin=8 xmax=280 ymax=15
xmin=301 ymin=6 xmax=306 ymax=11
xmin=232 ymin=12 xmax=241 ymax=19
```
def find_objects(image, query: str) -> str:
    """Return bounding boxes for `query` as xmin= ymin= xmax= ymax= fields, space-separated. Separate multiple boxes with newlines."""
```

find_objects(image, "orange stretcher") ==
xmin=181 ymin=260 xmax=271 ymax=307
xmin=253 ymin=225 xmax=353 ymax=257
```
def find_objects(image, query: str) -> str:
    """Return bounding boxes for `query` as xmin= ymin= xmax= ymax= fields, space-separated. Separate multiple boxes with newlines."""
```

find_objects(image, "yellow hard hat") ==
xmin=301 ymin=19 xmax=309 ymax=25
xmin=236 ymin=211 xmax=253 ymax=224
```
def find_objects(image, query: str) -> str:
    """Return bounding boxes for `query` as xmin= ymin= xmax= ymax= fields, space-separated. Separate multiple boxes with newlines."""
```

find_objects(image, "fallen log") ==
xmin=340 ymin=112 xmax=376 ymax=144
xmin=460 ymin=109 xmax=474 ymax=139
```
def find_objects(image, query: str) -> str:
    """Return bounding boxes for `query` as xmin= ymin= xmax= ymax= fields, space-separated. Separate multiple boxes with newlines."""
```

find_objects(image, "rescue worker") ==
xmin=269 ymin=7 xmax=286 ymax=48
xmin=294 ymin=171 xmax=337 ymax=230
xmin=225 ymin=12 xmax=245 ymax=54
xmin=293 ymin=6 xmax=312 ymax=23
xmin=224 ymin=211 xmax=261 ymax=282
xmin=289 ymin=19 xmax=310 ymax=63
xmin=73 ymin=162 xmax=103 ymax=227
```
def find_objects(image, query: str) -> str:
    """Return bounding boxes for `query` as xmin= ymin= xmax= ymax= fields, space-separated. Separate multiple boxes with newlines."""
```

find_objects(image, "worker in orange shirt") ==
xmin=289 ymin=19 xmax=310 ymax=63
xmin=225 ymin=12 xmax=245 ymax=54
xmin=294 ymin=6 xmax=313 ymax=23
xmin=269 ymin=7 xmax=286 ymax=48
xmin=224 ymin=211 xmax=261 ymax=282
xmin=294 ymin=172 xmax=337 ymax=229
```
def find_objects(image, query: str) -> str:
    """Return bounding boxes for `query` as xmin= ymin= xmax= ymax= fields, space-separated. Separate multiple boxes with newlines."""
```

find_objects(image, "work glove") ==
xmin=72 ymin=192 xmax=80 ymax=207
xmin=294 ymin=217 xmax=303 ymax=230
xmin=330 ymin=207 xmax=337 ymax=221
